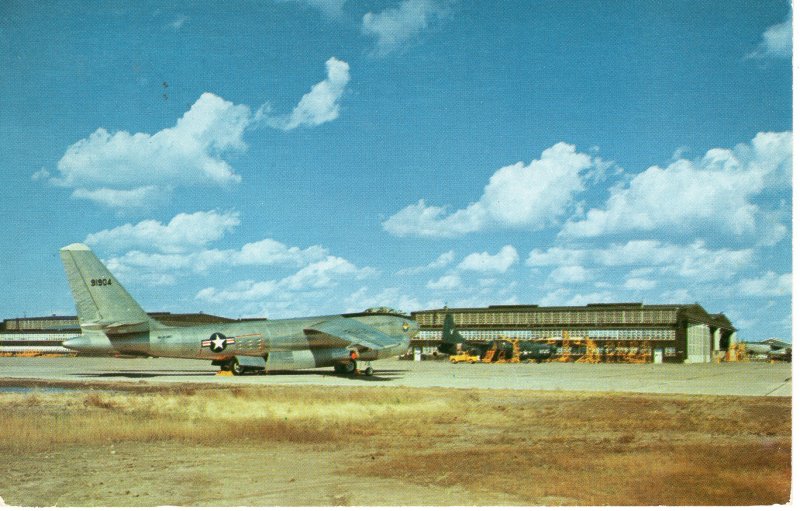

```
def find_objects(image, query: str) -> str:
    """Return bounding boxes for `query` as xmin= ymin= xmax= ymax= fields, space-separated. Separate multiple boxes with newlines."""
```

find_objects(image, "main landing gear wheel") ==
xmin=231 ymin=359 xmax=244 ymax=376
xmin=334 ymin=360 xmax=357 ymax=374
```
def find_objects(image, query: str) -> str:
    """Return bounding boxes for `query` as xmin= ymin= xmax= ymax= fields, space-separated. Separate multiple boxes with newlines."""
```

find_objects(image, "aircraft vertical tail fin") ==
xmin=442 ymin=312 xmax=467 ymax=344
xmin=59 ymin=243 xmax=154 ymax=333
xmin=438 ymin=311 xmax=467 ymax=354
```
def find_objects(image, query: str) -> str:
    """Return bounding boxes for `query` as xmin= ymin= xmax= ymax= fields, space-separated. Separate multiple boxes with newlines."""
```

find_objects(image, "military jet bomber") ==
xmin=59 ymin=243 xmax=418 ymax=375
xmin=438 ymin=311 xmax=555 ymax=362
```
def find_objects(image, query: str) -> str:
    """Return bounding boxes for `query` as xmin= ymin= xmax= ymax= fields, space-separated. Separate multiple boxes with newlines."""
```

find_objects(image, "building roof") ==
xmin=150 ymin=312 xmax=257 ymax=326
xmin=3 ymin=315 xmax=76 ymax=322
xmin=412 ymin=303 xmax=736 ymax=331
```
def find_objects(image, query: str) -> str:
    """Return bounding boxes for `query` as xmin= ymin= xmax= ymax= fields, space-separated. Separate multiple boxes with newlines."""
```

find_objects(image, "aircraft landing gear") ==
xmin=334 ymin=360 xmax=357 ymax=375
xmin=217 ymin=356 xmax=266 ymax=376
xmin=231 ymin=359 xmax=244 ymax=376
xmin=333 ymin=360 xmax=373 ymax=376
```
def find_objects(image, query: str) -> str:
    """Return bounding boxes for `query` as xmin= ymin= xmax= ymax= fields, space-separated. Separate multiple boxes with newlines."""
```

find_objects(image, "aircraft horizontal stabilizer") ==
xmin=304 ymin=317 xmax=402 ymax=353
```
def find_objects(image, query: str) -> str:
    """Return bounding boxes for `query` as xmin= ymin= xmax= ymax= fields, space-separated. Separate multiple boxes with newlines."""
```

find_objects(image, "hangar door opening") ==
xmin=686 ymin=323 xmax=711 ymax=363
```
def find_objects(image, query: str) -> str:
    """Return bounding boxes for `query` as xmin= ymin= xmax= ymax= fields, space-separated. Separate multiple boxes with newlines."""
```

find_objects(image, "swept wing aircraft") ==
xmin=742 ymin=339 xmax=792 ymax=361
xmin=437 ymin=312 xmax=554 ymax=362
xmin=59 ymin=243 xmax=418 ymax=375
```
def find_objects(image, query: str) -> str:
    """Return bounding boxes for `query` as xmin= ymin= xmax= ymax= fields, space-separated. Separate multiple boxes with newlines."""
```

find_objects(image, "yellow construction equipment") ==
xmin=576 ymin=337 xmax=601 ymax=363
xmin=479 ymin=338 xmax=521 ymax=363
xmin=737 ymin=343 xmax=749 ymax=362
xmin=554 ymin=330 xmax=573 ymax=362
xmin=604 ymin=342 xmax=625 ymax=363
xmin=497 ymin=338 xmax=521 ymax=363
xmin=726 ymin=343 xmax=749 ymax=362
xmin=542 ymin=335 xmax=653 ymax=364
xmin=624 ymin=343 xmax=652 ymax=363
xmin=481 ymin=343 xmax=498 ymax=363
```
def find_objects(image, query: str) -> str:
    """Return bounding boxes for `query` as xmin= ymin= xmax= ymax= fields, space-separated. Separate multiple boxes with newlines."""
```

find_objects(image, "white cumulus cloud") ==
xmin=384 ymin=142 xmax=600 ymax=237
xmin=105 ymin=237 xmax=330 ymax=278
xmin=196 ymin=255 xmax=376 ymax=303
xmin=623 ymin=277 xmax=657 ymax=291
xmin=539 ymin=289 xmax=618 ymax=307
xmin=528 ymin=239 xmax=753 ymax=282
xmin=55 ymin=93 xmax=250 ymax=189
xmin=747 ymin=14 xmax=792 ymax=59
xmin=396 ymin=250 xmax=455 ymax=275
xmin=549 ymin=265 xmax=591 ymax=284
xmin=561 ymin=132 xmax=792 ymax=244
xmin=457 ymin=245 xmax=519 ymax=273
xmin=196 ymin=280 xmax=278 ymax=303
xmin=233 ymin=238 xmax=329 ymax=267
xmin=426 ymin=274 xmax=462 ymax=290
xmin=267 ymin=57 xmax=350 ymax=130
xmin=281 ymin=256 xmax=376 ymax=290
xmin=362 ymin=0 xmax=447 ymax=55
xmin=71 ymin=186 xmax=163 ymax=211
xmin=659 ymin=289 xmax=693 ymax=304
xmin=31 ymin=167 xmax=50 ymax=181
xmin=738 ymin=271 xmax=792 ymax=297
xmin=45 ymin=58 xmax=351 ymax=210
xmin=51 ymin=93 xmax=251 ymax=208
xmin=85 ymin=210 xmax=240 ymax=253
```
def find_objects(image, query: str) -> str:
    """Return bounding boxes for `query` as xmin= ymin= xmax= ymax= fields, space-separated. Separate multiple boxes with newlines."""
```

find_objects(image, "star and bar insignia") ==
xmin=201 ymin=332 xmax=236 ymax=353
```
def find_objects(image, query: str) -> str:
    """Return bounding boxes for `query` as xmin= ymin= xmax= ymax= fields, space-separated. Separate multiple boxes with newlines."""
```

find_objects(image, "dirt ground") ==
xmin=3 ymin=443 xmax=494 ymax=507
xmin=0 ymin=383 xmax=791 ymax=506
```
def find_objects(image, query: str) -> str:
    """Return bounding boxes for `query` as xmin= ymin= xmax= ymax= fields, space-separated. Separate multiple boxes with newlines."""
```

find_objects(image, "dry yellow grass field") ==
xmin=0 ymin=384 xmax=791 ymax=506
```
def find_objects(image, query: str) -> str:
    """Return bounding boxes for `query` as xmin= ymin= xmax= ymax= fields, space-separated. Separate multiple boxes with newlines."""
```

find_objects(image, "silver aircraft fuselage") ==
xmin=64 ymin=313 xmax=416 ymax=370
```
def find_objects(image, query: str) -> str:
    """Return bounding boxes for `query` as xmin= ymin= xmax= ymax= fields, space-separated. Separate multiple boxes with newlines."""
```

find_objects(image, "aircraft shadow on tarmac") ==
xmin=72 ymin=371 xmax=214 ymax=379
xmin=265 ymin=369 xmax=407 ymax=381
xmin=70 ymin=369 xmax=408 ymax=381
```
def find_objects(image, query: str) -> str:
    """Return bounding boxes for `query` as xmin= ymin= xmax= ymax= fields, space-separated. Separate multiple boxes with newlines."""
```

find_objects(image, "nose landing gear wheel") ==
xmin=364 ymin=366 xmax=374 ymax=376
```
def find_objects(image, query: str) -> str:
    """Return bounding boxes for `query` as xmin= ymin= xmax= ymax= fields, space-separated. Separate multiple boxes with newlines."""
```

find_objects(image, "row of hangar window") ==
xmin=417 ymin=310 xmax=679 ymax=327
xmin=414 ymin=329 xmax=677 ymax=342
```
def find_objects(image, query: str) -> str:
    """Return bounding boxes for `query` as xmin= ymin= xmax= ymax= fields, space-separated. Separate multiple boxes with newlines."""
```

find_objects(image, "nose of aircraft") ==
xmin=407 ymin=319 xmax=420 ymax=337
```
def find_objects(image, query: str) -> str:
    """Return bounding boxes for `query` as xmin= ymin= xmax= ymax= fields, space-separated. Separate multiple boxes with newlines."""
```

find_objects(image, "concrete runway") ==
xmin=0 ymin=356 xmax=791 ymax=396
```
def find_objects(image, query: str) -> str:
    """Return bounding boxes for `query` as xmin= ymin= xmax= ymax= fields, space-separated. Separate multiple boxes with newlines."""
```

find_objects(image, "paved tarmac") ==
xmin=0 ymin=357 xmax=791 ymax=396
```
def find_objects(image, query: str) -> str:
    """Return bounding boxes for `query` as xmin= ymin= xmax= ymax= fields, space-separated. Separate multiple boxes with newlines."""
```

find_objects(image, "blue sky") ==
xmin=0 ymin=0 xmax=792 ymax=341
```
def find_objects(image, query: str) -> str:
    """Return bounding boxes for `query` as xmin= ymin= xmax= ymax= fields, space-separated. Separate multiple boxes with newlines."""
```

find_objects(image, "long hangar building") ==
xmin=411 ymin=303 xmax=736 ymax=363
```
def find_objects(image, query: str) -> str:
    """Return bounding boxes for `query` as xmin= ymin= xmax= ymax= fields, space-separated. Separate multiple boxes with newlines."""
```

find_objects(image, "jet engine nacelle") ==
xmin=265 ymin=347 xmax=353 ymax=371
xmin=62 ymin=333 xmax=113 ymax=354
xmin=62 ymin=331 xmax=150 ymax=356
